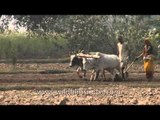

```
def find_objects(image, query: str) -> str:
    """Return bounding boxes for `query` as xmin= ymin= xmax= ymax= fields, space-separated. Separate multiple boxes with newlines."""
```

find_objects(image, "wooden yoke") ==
xmin=77 ymin=53 xmax=100 ymax=58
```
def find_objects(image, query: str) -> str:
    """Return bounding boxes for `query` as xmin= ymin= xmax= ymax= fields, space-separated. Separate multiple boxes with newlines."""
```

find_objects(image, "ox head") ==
xmin=69 ymin=50 xmax=86 ymax=67
xmin=69 ymin=54 xmax=83 ymax=67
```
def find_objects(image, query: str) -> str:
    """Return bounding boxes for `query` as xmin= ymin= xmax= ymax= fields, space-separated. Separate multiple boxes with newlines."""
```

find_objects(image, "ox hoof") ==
xmin=114 ymin=74 xmax=123 ymax=82
xmin=123 ymin=72 xmax=128 ymax=79
xmin=79 ymin=76 xmax=83 ymax=78
xmin=126 ymin=72 xmax=129 ymax=78
xmin=90 ymin=79 xmax=94 ymax=81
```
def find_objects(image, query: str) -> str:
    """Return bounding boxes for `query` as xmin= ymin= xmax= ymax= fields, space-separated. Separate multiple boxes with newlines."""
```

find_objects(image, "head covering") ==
xmin=118 ymin=36 xmax=123 ymax=40
xmin=144 ymin=38 xmax=150 ymax=42
xmin=118 ymin=36 xmax=123 ymax=43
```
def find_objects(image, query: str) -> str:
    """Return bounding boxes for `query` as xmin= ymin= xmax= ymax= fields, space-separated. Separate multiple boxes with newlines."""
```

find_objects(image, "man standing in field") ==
xmin=117 ymin=36 xmax=129 ymax=80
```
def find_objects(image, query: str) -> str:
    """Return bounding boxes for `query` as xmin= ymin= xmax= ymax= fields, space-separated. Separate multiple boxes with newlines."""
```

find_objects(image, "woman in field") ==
xmin=136 ymin=38 xmax=155 ymax=81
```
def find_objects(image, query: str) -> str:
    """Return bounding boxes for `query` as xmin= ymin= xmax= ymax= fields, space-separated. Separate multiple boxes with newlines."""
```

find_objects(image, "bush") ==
xmin=0 ymin=32 xmax=69 ymax=61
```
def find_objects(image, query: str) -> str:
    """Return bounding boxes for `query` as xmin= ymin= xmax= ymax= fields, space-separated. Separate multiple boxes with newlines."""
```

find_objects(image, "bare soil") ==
xmin=0 ymin=62 xmax=160 ymax=105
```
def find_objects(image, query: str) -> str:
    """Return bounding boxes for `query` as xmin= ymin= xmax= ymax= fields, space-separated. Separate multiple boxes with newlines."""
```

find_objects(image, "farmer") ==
xmin=117 ymin=36 xmax=129 ymax=80
xmin=136 ymin=38 xmax=155 ymax=81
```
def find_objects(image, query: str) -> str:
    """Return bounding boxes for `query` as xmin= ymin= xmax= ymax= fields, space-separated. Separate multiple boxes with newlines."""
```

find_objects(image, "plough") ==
xmin=124 ymin=58 xmax=137 ymax=73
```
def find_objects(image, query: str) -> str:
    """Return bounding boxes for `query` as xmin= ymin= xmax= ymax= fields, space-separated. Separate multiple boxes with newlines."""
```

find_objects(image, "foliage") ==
xmin=0 ymin=32 xmax=69 ymax=61
xmin=1 ymin=15 xmax=160 ymax=62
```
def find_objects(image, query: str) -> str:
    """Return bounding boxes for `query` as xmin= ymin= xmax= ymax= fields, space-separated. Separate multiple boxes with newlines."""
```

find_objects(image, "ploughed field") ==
xmin=0 ymin=62 xmax=160 ymax=105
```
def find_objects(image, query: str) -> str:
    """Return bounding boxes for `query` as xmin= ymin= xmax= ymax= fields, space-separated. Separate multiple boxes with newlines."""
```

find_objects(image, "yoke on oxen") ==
xmin=77 ymin=52 xmax=101 ymax=59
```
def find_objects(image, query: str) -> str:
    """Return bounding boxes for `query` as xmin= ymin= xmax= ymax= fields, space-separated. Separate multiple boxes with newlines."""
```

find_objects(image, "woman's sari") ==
xmin=143 ymin=55 xmax=155 ymax=80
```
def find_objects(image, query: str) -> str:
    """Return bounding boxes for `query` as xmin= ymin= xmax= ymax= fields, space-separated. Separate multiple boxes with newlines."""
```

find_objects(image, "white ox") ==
xmin=80 ymin=52 xmax=122 ymax=81
xmin=69 ymin=54 xmax=86 ymax=78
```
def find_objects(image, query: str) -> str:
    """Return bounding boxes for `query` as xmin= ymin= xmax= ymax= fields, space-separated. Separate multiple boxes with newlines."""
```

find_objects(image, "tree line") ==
xmin=0 ymin=15 xmax=160 ymax=63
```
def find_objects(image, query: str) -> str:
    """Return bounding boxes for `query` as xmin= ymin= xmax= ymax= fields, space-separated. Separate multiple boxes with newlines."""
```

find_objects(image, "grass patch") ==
xmin=0 ymin=84 xmax=85 ymax=91
xmin=39 ymin=69 xmax=71 ymax=74
xmin=0 ymin=71 xmax=39 ymax=74
xmin=0 ymin=69 xmax=71 ymax=74
xmin=127 ymin=82 xmax=160 ymax=88
xmin=0 ymin=58 xmax=70 ymax=64
xmin=1 ymin=81 xmax=160 ymax=91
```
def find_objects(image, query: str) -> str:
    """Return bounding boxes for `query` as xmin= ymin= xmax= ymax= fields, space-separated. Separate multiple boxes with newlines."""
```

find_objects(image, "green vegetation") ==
xmin=0 ymin=15 xmax=160 ymax=65
xmin=0 ymin=32 xmax=69 ymax=60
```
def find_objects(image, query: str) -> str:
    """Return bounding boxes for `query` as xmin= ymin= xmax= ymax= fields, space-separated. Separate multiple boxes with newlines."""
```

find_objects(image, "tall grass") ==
xmin=0 ymin=32 xmax=69 ymax=63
